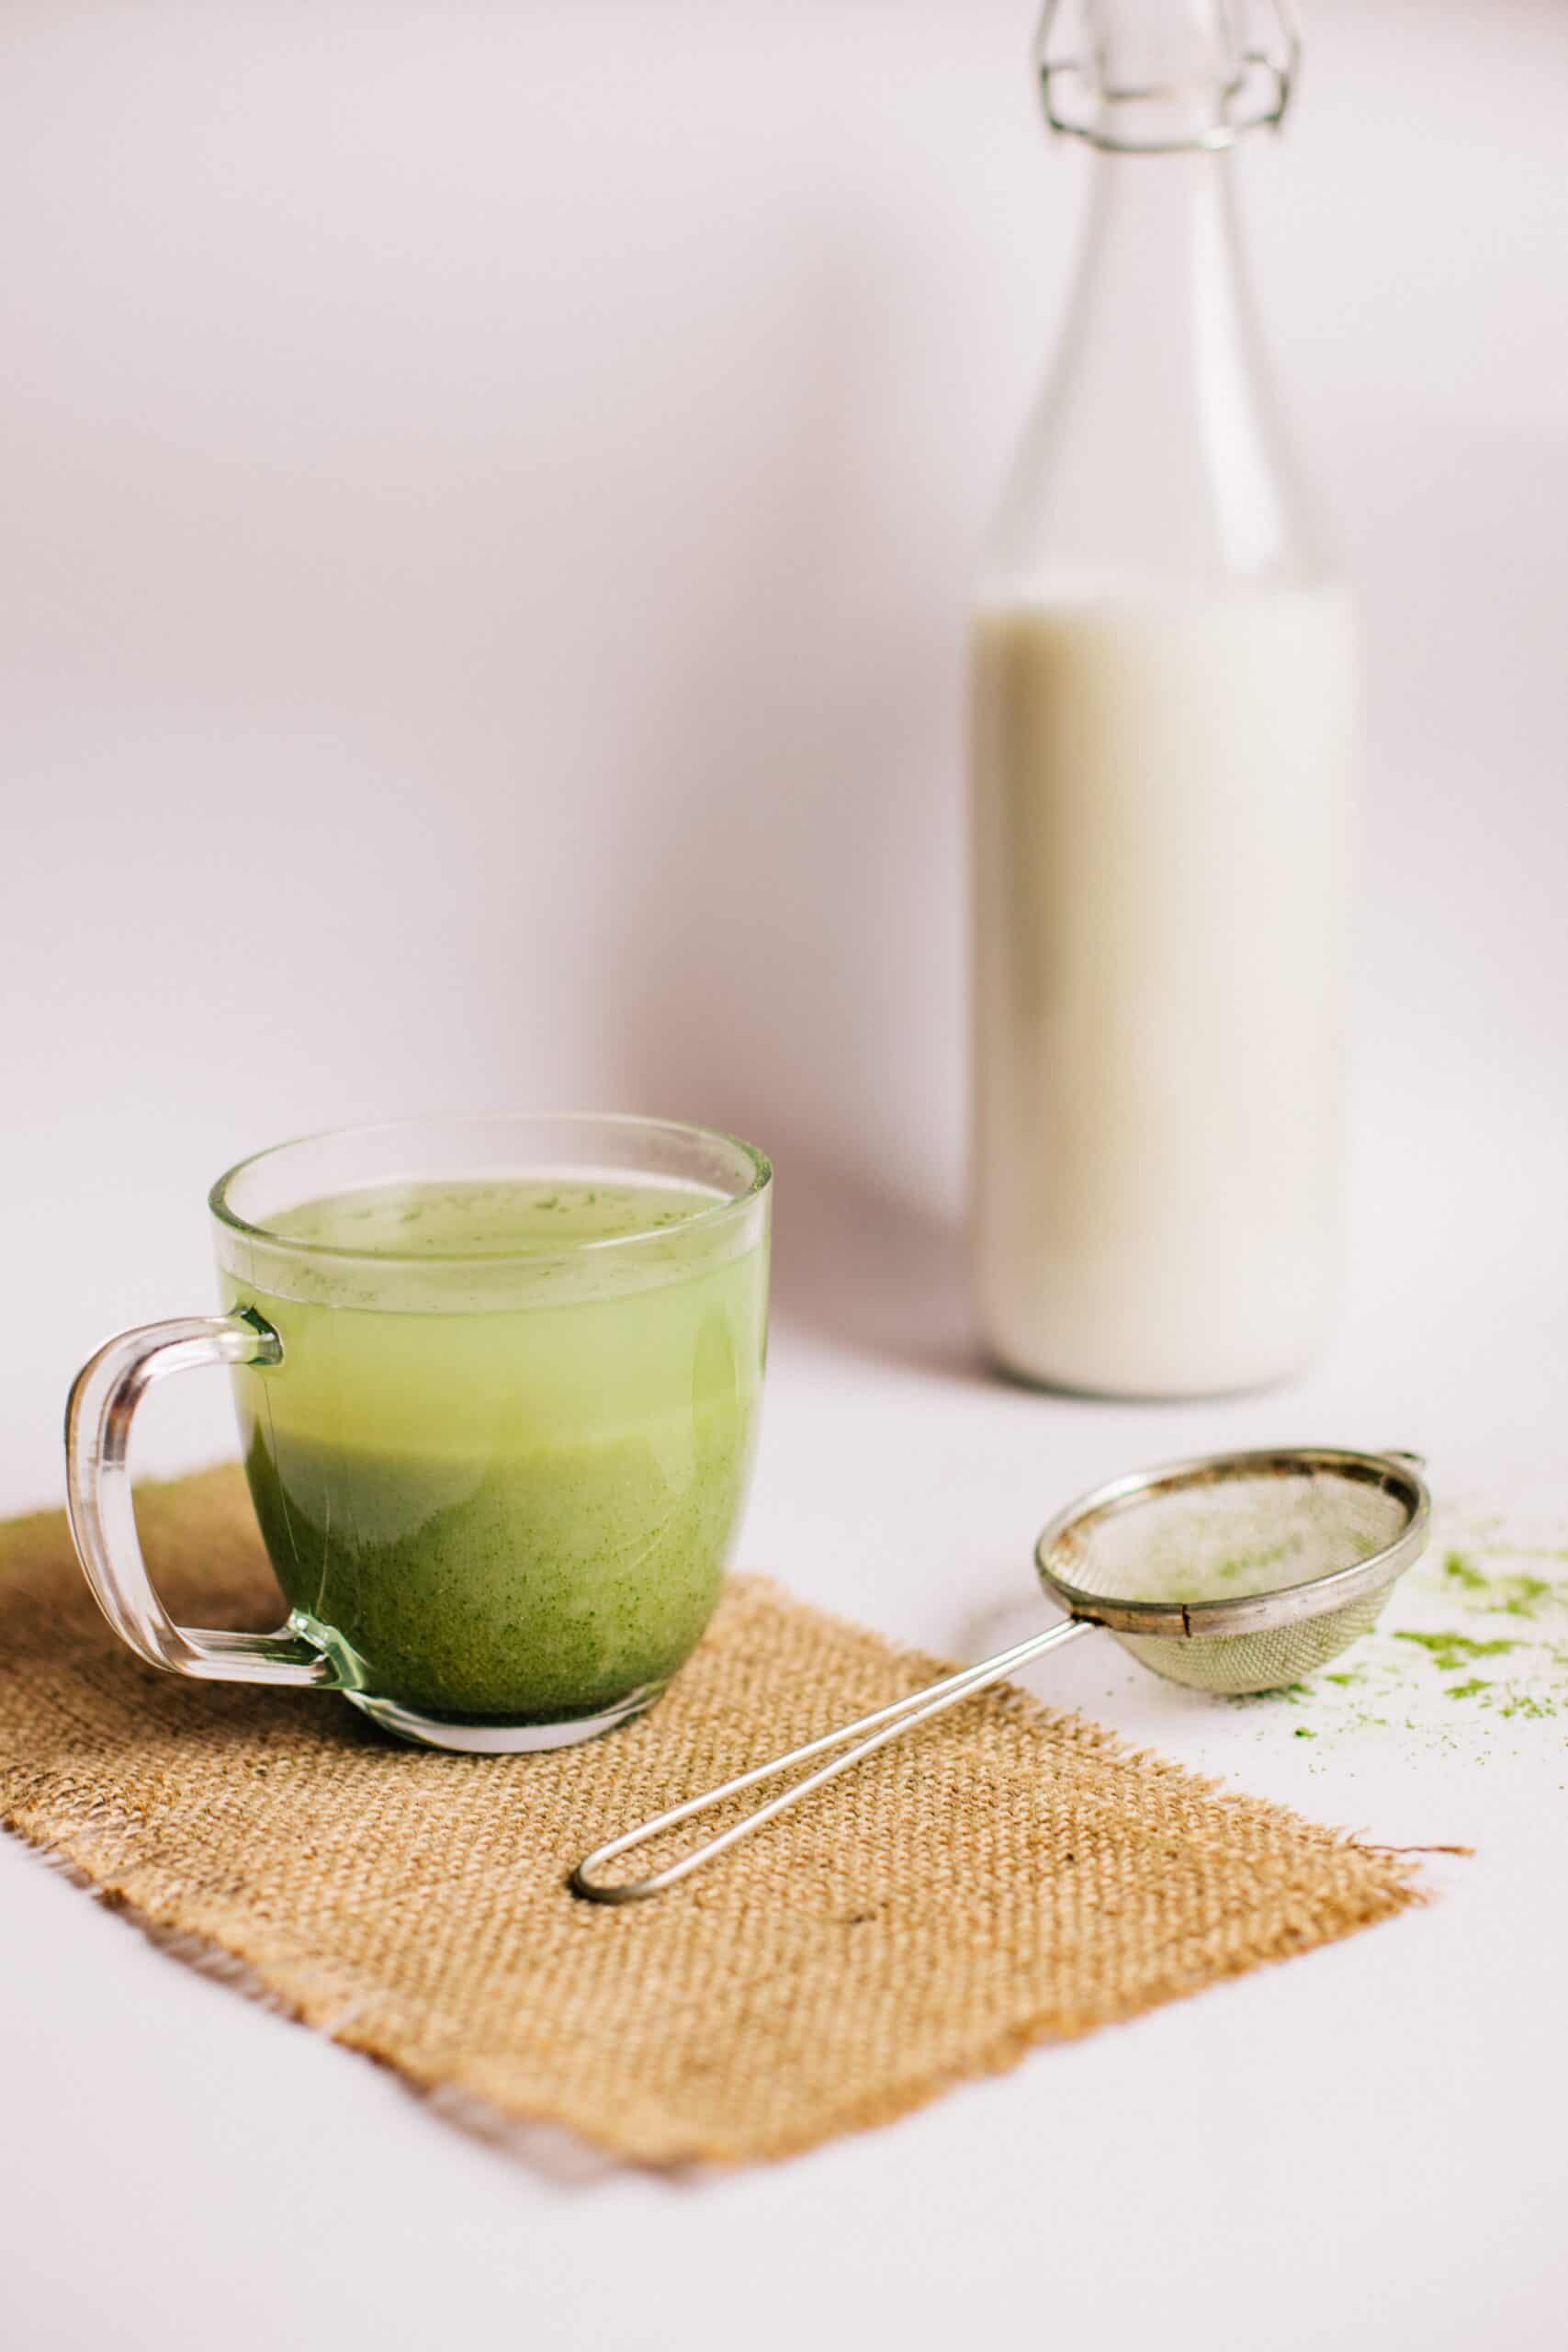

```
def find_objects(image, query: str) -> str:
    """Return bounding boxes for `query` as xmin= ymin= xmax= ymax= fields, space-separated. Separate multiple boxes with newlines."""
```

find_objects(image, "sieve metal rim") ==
xmin=1033 ymin=1446 xmax=1430 ymax=1641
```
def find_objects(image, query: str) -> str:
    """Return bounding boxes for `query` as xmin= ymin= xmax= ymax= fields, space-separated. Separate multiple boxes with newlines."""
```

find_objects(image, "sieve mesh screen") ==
xmin=1114 ymin=1589 xmax=1393 ymax=1694
xmin=1050 ymin=1469 xmax=1410 ymax=1609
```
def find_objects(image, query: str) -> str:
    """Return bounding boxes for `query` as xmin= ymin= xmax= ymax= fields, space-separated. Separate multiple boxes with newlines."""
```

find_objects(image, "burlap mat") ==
xmin=0 ymin=1466 xmax=1420 ymax=2163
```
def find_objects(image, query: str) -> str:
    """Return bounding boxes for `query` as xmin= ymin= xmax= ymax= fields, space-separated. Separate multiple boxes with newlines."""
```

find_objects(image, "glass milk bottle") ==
xmin=972 ymin=0 xmax=1353 ymax=1397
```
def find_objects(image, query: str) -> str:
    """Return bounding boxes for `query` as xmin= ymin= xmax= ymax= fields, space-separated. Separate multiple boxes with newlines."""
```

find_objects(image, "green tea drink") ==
xmin=221 ymin=1178 xmax=767 ymax=1726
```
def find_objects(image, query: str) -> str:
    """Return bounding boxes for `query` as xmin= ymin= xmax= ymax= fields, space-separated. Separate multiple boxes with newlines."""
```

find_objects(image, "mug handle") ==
xmin=65 ymin=1313 xmax=333 ymax=1686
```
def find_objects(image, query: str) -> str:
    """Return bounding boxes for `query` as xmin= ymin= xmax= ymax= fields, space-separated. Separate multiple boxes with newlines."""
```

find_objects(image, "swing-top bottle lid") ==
xmin=1035 ymin=0 xmax=1299 ymax=155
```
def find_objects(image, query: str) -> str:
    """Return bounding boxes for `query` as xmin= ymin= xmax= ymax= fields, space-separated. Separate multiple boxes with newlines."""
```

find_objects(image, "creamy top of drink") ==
xmin=227 ymin=1175 xmax=748 ymax=1310
xmin=266 ymin=1177 xmax=725 ymax=1258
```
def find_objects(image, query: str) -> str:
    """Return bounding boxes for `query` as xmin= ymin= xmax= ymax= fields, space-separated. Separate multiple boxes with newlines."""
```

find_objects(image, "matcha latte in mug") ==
xmin=65 ymin=1115 xmax=771 ymax=1749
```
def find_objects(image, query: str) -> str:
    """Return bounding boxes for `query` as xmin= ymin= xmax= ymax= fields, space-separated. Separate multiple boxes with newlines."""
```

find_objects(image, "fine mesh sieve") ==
xmin=1036 ymin=1454 xmax=1420 ymax=1694
xmin=570 ymin=1447 xmax=1430 ymax=1904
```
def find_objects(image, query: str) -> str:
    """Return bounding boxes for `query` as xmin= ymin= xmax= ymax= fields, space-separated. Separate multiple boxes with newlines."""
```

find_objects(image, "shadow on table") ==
xmin=409 ymin=2081 xmax=704 ymax=2190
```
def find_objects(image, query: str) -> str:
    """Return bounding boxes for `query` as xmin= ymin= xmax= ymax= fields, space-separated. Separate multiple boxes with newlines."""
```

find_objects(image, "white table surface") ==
xmin=5 ymin=1104 xmax=1567 ymax=2352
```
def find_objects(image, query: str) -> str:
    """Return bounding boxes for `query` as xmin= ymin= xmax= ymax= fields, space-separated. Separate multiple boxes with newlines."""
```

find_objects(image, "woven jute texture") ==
xmin=1 ymin=1467 xmax=1420 ymax=2164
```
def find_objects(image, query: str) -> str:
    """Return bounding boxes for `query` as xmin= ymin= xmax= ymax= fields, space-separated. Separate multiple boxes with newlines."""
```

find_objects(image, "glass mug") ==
xmin=65 ymin=1114 xmax=772 ymax=1751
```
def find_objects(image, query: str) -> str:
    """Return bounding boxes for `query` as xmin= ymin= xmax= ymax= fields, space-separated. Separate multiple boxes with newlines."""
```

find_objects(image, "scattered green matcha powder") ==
xmin=1226 ymin=1519 xmax=1568 ymax=1749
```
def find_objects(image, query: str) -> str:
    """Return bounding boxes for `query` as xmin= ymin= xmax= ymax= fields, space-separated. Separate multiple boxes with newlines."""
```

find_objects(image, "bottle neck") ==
xmin=986 ymin=142 xmax=1327 ymax=598
xmin=1073 ymin=144 xmax=1240 ymax=345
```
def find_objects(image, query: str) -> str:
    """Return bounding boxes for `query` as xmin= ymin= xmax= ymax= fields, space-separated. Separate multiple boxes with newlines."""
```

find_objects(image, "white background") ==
xmin=3 ymin=4 xmax=1566 ymax=2347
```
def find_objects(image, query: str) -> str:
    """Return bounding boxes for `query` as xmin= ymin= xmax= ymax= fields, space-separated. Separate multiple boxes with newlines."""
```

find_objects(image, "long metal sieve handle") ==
xmin=569 ymin=1615 xmax=1098 ymax=1904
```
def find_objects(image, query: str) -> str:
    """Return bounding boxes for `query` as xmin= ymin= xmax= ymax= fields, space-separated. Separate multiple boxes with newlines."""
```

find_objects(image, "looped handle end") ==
xmin=64 ymin=1314 xmax=335 ymax=1687
xmin=570 ymin=1615 xmax=1095 ymax=1905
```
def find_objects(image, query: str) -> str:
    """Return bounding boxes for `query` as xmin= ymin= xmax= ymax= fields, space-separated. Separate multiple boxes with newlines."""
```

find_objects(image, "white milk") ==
xmin=971 ymin=586 xmax=1355 ymax=1396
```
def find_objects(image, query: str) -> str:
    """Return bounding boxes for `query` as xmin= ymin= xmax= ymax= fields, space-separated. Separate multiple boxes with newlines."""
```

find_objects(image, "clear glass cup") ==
xmin=65 ymin=1114 xmax=772 ymax=1751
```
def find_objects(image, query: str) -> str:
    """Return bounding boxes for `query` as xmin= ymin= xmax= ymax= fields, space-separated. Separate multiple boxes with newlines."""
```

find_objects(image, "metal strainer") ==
xmin=570 ymin=1446 xmax=1429 ymax=1904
